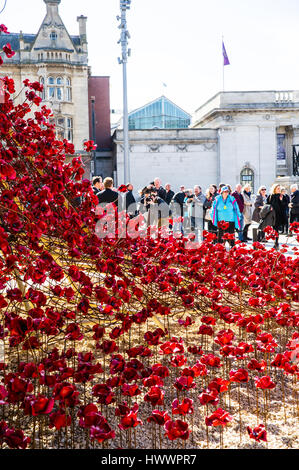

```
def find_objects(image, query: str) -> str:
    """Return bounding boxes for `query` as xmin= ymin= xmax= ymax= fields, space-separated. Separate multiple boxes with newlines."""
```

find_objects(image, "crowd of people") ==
xmin=92 ymin=175 xmax=299 ymax=250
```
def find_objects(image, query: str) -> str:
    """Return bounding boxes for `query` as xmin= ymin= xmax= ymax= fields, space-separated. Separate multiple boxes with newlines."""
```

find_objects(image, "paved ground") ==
xmin=242 ymin=223 xmax=298 ymax=256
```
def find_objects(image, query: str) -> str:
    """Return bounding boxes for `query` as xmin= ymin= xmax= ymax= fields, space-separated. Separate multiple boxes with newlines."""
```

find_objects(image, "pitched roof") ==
xmin=129 ymin=95 xmax=191 ymax=119
xmin=0 ymin=32 xmax=81 ymax=52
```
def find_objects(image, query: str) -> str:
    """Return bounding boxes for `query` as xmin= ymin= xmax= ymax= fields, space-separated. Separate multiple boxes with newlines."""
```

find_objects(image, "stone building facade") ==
xmin=193 ymin=91 xmax=299 ymax=192
xmin=113 ymin=129 xmax=218 ymax=191
xmin=0 ymin=0 xmax=112 ymax=179
xmin=114 ymin=91 xmax=299 ymax=193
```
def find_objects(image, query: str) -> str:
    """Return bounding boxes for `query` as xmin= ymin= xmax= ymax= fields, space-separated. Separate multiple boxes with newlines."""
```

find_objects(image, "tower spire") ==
xmin=43 ymin=0 xmax=61 ymax=13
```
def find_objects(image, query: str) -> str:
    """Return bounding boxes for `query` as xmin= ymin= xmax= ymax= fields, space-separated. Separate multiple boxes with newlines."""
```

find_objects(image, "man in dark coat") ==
xmin=125 ymin=183 xmax=137 ymax=218
xmin=289 ymin=184 xmax=299 ymax=225
xmin=173 ymin=186 xmax=186 ymax=215
xmin=165 ymin=183 xmax=175 ymax=205
xmin=153 ymin=177 xmax=167 ymax=201
xmin=92 ymin=176 xmax=103 ymax=196
xmin=173 ymin=185 xmax=186 ymax=234
xmin=232 ymin=184 xmax=245 ymax=241
xmin=165 ymin=183 xmax=175 ymax=230
xmin=97 ymin=177 xmax=119 ymax=207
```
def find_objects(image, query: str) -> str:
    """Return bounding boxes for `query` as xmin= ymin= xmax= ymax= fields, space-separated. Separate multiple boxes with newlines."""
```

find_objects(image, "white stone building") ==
xmin=193 ymin=90 xmax=299 ymax=192
xmin=113 ymin=128 xmax=218 ymax=192
xmin=114 ymin=91 xmax=299 ymax=193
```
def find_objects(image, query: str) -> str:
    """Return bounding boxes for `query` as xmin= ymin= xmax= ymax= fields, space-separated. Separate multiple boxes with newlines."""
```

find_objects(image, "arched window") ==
xmin=240 ymin=167 xmax=254 ymax=191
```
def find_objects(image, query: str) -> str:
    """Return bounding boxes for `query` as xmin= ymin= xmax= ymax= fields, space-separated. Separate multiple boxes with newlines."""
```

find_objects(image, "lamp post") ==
xmin=117 ymin=0 xmax=131 ymax=184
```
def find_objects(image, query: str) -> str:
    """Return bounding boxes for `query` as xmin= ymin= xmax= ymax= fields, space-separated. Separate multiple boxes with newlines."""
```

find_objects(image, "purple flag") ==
xmin=222 ymin=41 xmax=230 ymax=66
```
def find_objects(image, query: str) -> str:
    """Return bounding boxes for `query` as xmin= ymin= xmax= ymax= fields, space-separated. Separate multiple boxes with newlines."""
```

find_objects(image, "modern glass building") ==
xmin=128 ymin=96 xmax=191 ymax=130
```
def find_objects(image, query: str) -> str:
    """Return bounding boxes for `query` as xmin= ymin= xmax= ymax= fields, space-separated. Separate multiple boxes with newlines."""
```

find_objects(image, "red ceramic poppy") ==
xmin=247 ymin=424 xmax=267 ymax=442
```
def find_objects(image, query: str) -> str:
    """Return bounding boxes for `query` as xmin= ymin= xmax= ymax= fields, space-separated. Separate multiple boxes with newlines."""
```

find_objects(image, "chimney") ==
xmin=19 ymin=31 xmax=24 ymax=50
xmin=77 ymin=15 xmax=88 ymax=44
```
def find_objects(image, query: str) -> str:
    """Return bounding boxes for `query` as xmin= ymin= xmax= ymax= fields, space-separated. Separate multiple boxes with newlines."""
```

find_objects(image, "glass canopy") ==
xmin=128 ymin=96 xmax=191 ymax=130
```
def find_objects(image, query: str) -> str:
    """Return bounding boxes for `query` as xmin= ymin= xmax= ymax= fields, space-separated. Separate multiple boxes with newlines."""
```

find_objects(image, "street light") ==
xmin=117 ymin=0 xmax=131 ymax=184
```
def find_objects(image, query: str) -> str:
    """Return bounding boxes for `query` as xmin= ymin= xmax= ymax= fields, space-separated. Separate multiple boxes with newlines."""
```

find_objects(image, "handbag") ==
xmin=205 ymin=208 xmax=212 ymax=221
xmin=259 ymin=204 xmax=272 ymax=220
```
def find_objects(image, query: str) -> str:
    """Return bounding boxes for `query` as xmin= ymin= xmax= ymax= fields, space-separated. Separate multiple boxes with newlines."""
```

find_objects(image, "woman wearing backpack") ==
xmin=253 ymin=186 xmax=267 ymax=242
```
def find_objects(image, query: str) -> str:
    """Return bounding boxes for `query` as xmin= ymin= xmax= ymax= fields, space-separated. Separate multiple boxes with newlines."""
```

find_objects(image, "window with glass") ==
xmin=56 ymin=117 xmax=65 ymax=140
xmin=51 ymin=116 xmax=73 ymax=142
xmin=45 ymin=76 xmax=71 ymax=102
xmin=56 ymin=77 xmax=63 ymax=101
xmin=128 ymin=97 xmax=191 ymax=130
xmin=240 ymin=168 xmax=254 ymax=191
xmin=66 ymin=117 xmax=73 ymax=142
xmin=50 ymin=31 xmax=57 ymax=41
xmin=39 ymin=77 xmax=46 ymax=100
xmin=66 ymin=78 xmax=72 ymax=101
xmin=277 ymin=134 xmax=286 ymax=166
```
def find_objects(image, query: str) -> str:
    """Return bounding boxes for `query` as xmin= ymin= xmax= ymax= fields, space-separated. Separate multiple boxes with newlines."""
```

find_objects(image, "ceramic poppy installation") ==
xmin=0 ymin=31 xmax=298 ymax=449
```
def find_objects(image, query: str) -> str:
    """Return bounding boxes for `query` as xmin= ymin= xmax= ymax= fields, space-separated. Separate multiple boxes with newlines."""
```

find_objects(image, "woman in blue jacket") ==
xmin=211 ymin=186 xmax=241 ymax=247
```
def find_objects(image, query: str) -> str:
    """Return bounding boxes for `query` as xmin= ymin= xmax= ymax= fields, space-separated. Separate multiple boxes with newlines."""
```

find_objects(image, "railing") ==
xmin=275 ymin=91 xmax=294 ymax=103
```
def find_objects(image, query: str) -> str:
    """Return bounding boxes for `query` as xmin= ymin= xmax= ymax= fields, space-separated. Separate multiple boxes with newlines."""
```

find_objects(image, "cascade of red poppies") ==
xmin=0 ymin=30 xmax=298 ymax=449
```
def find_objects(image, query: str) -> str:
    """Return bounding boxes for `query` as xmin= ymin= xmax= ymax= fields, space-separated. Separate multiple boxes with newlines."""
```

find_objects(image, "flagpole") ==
xmin=222 ymin=35 xmax=224 ymax=92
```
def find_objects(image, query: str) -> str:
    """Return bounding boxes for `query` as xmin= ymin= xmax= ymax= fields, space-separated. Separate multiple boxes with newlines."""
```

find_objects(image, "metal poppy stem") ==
xmin=256 ymin=388 xmax=259 ymax=424
xmin=281 ymin=373 xmax=287 ymax=424
xmin=206 ymin=405 xmax=209 ymax=448
xmin=220 ymin=425 xmax=223 ymax=449
xmin=238 ymin=383 xmax=242 ymax=443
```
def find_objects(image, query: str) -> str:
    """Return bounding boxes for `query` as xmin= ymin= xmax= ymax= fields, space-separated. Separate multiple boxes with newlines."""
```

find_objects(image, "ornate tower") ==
xmin=0 ymin=0 xmax=90 ymax=174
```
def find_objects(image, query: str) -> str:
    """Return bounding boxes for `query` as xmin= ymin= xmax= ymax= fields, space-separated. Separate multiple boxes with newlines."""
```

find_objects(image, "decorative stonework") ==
xmin=148 ymin=144 xmax=160 ymax=153
xmin=203 ymin=143 xmax=216 ymax=151
xmin=119 ymin=145 xmax=133 ymax=153
xmin=176 ymin=144 xmax=188 ymax=152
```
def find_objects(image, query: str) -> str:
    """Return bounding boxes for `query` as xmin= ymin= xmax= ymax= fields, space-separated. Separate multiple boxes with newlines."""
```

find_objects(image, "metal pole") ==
xmin=118 ymin=1 xmax=131 ymax=184
xmin=122 ymin=52 xmax=130 ymax=183
xmin=222 ymin=35 xmax=224 ymax=92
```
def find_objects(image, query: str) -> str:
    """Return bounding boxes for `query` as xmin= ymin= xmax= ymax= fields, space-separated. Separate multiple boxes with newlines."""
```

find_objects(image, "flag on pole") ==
xmin=222 ymin=41 xmax=230 ymax=66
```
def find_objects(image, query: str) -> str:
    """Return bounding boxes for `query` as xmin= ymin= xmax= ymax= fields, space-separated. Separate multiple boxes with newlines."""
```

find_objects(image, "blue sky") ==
xmin=2 ymin=0 xmax=299 ymax=121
